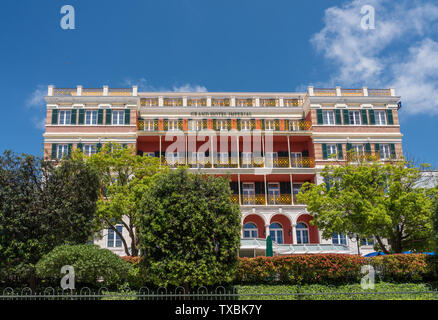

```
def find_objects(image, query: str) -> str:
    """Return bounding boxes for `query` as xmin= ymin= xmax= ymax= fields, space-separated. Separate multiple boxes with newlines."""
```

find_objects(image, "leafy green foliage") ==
xmin=298 ymin=161 xmax=434 ymax=253
xmin=35 ymin=244 xmax=131 ymax=287
xmin=0 ymin=150 xmax=100 ymax=285
xmin=138 ymin=168 xmax=241 ymax=288
xmin=75 ymin=143 xmax=160 ymax=256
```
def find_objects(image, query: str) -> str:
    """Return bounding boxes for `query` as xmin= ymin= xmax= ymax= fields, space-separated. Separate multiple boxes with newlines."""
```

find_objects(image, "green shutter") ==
xmin=274 ymin=119 xmax=280 ymax=131
xmin=97 ymin=109 xmax=104 ymax=125
xmin=346 ymin=143 xmax=352 ymax=152
xmin=346 ymin=143 xmax=352 ymax=161
xmin=51 ymin=109 xmax=58 ymax=125
xmin=212 ymin=119 xmax=217 ymax=130
xmin=51 ymin=144 xmax=57 ymax=159
xmin=322 ymin=143 xmax=328 ymax=160
xmin=387 ymin=109 xmax=394 ymax=125
xmin=368 ymin=109 xmax=375 ymax=125
xmin=124 ymin=109 xmax=131 ymax=125
xmin=202 ymin=119 xmax=207 ymax=129
xmin=105 ymin=109 xmax=112 ymax=125
xmin=68 ymin=143 xmax=73 ymax=157
xmin=78 ymin=109 xmax=85 ymax=125
xmin=390 ymin=144 xmax=396 ymax=159
xmin=96 ymin=143 xmax=102 ymax=152
xmin=374 ymin=144 xmax=380 ymax=158
xmin=71 ymin=109 xmax=77 ymax=125
xmin=342 ymin=109 xmax=350 ymax=125
xmin=261 ymin=119 xmax=265 ymax=130
xmin=335 ymin=109 xmax=342 ymax=125
xmin=337 ymin=143 xmax=343 ymax=159
xmin=365 ymin=143 xmax=372 ymax=154
xmin=316 ymin=109 xmax=323 ymax=125
xmin=236 ymin=119 xmax=241 ymax=130
xmin=163 ymin=119 xmax=169 ymax=131
xmin=77 ymin=143 xmax=83 ymax=152
xmin=361 ymin=109 xmax=368 ymax=125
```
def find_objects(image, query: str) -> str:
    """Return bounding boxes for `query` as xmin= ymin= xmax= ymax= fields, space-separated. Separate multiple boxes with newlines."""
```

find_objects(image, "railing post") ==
xmin=48 ymin=85 xmax=54 ymax=96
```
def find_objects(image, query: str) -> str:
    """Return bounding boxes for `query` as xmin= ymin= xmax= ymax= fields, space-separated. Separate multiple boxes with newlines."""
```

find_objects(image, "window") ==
xmin=326 ymin=144 xmax=338 ymax=159
xmin=265 ymin=120 xmax=275 ymax=130
xmin=375 ymin=111 xmax=387 ymax=125
xmin=361 ymin=237 xmax=375 ymax=246
xmin=332 ymin=233 xmax=347 ymax=245
xmin=349 ymin=110 xmax=361 ymax=125
xmin=267 ymin=183 xmax=280 ymax=204
xmin=241 ymin=120 xmax=252 ymax=130
xmin=112 ymin=110 xmax=125 ymax=125
xmin=296 ymin=222 xmax=309 ymax=244
xmin=290 ymin=152 xmax=303 ymax=167
xmin=168 ymin=120 xmax=179 ymax=131
xmin=83 ymin=144 xmax=97 ymax=156
xmin=270 ymin=223 xmax=284 ymax=244
xmin=322 ymin=110 xmax=335 ymax=125
xmin=242 ymin=183 xmax=255 ymax=205
xmin=59 ymin=110 xmax=71 ymax=125
xmin=143 ymin=120 xmax=155 ymax=131
xmin=189 ymin=120 xmax=202 ymax=131
xmin=218 ymin=152 xmax=228 ymax=165
xmin=243 ymin=223 xmax=258 ymax=238
xmin=218 ymin=120 xmax=229 ymax=131
xmin=107 ymin=225 xmax=123 ymax=248
xmin=350 ymin=144 xmax=365 ymax=160
xmin=57 ymin=144 xmax=69 ymax=159
xmin=166 ymin=152 xmax=180 ymax=165
xmin=85 ymin=110 xmax=98 ymax=125
xmin=241 ymin=152 xmax=253 ymax=168
xmin=379 ymin=144 xmax=391 ymax=159
xmin=265 ymin=152 xmax=278 ymax=167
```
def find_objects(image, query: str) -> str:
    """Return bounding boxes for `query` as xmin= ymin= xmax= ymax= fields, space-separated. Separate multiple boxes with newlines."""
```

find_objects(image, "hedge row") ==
xmin=235 ymin=254 xmax=438 ymax=284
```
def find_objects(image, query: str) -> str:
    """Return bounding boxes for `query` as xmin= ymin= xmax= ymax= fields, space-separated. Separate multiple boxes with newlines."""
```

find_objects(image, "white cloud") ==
xmin=311 ymin=0 xmax=438 ymax=114
xmin=26 ymin=85 xmax=47 ymax=108
xmin=31 ymin=116 xmax=46 ymax=130
xmin=123 ymin=77 xmax=208 ymax=93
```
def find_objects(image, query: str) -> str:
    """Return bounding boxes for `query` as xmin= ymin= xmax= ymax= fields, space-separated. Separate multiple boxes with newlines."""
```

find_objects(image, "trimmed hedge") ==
xmin=36 ymin=244 xmax=132 ymax=287
xmin=236 ymin=254 xmax=365 ymax=285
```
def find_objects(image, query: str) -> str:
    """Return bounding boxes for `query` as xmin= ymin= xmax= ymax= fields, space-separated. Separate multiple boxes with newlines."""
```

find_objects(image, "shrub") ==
xmin=367 ymin=254 xmax=434 ymax=282
xmin=236 ymin=254 xmax=366 ymax=285
xmin=35 ymin=244 xmax=132 ymax=287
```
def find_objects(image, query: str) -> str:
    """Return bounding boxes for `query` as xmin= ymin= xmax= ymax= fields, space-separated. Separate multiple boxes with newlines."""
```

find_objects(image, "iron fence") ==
xmin=1 ymin=285 xmax=437 ymax=300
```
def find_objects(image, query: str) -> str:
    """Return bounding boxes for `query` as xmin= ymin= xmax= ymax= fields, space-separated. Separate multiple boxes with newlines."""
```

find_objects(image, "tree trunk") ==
xmin=375 ymin=236 xmax=389 ymax=254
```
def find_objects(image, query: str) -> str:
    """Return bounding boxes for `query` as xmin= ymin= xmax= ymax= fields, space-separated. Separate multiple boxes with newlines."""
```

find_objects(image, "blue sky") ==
xmin=0 ymin=0 xmax=437 ymax=166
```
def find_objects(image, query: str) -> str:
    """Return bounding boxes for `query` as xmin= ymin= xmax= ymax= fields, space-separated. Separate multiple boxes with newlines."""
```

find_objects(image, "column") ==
xmin=210 ymin=135 xmax=214 ymax=167
xmin=292 ymin=224 xmax=297 ymax=244
xmin=264 ymin=174 xmax=267 ymax=205
xmin=265 ymin=224 xmax=270 ymax=239
xmin=308 ymin=86 xmax=314 ymax=96
xmin=236 ymin=136 xmax=240 ymax=168
xmin=290 ymin=173 xmax=294 ymax=205
xmin=287 ymin=135 xmax=291 ymax=168
xmin=261 ymin=135 xmax=265 ymax=168
xmin=238 ymin=173 xmax=241 ymax=205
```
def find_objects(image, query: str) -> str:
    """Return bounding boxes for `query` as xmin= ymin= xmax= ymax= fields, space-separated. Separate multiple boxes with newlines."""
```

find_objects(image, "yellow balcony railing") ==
xmin=241 ymin=194 xmax=265 ymax=205
xmin=230 ymin=194 xmax=239 ymax=204
xmin=290 ymin=157 xmax=315 ymax=168
xmin=137 ymin=119 xmax=159 ymax=131
xmin=314 ymin=89 xmax=337 ymax=96
xmin=267 ymin=194 xmax=292 ymax=205
xmin=161 ymin=157 xmax=185 ymax=167
xmin=341 ymin=89 xmax=363 ymax=96
xmin=288 ymin=120 xmax=312 ymax=131
xmin=187 ymin=160 xmax=212 ymax=168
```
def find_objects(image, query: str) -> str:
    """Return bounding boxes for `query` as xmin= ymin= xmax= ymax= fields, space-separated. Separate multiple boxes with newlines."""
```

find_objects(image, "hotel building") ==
xmin=43 ymin=85 xmax=402 ymax=256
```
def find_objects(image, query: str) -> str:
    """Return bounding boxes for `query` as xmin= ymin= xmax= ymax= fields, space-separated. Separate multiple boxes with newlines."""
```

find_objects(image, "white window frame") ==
xmin=326 ymin=144 xmax=338 ymax=159
xmin=58 ymin=110 xmax=71 ymax=125
xmin=168 ymin=120 xmax=179 ymax=131
xmin=107 ymin=225 xmax=123 ymax=248
xmin=349 ymin=110 xmax=361 ymax=125
xmin=265 ymin=120 xmax=275 ymax=130
xmin=332 ymin=233 xmax=347 ymax=245
xmin=267 ymin=182 xmax=280 ymax=204
xmin=241 ymin=120 xmax=251 ymax=131
xmin=143 ymin=120 xmax=155 ymax=131
xmin=290 ymin=152 xmax=302 ymax=167
xmin=322 ymin=110 xmax=335 ymax=125
xmin=57 ymin=144 xmax=69 ymax=159
xmin=112 ymin=110 xmax=125 ymax=125
xmin=379 ymin=144 xmax=391 ymax=159
xmin=83 ymin=144 xmax=97 ymax=156
xmin=296 ymin=222 xmax=309 ymax=244
xmin=375 ymin=110 xmax=387 ymax=125
xmin=243 ymin=223 xmax=258 ymax=239
xmin=85 ymin=110 xmax=98 ymax=125
xmin=242 ymin=182 xmax=255 ymax=204
xmin=270 ymin=222 xmax=284 ymax=244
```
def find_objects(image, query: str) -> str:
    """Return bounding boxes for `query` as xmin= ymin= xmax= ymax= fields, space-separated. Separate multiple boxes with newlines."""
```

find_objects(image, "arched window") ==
xmin=243 ymin=223 xmax=258 ymax=239
xmin=270 ymin=222 xmax=283 ymax=244
xmin=296 ymin=222 xmax=309 ymax=244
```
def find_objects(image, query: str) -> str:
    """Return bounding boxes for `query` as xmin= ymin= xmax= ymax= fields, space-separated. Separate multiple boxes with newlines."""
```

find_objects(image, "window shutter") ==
xmin=346 ymin=143 xmax=352 ymax=152
xmin=105 ymin=109 xmax=112 ymax=125
xmin=51 ymin=109 xmax=58 ymax=125
xmin=316 ymin=109 xmax=323 ymax=125
xmin=97 ymin=109 xmax=104 ymax=125
xmin=322 ymin=143 xmax=328 ymax=160
xmin=368 ymin=109 xmax=375 ymax=125
xmin=335 ymin=109 xmax=342 ymax=125
xmin=365 ymin=143 xmax=372 ymax=154
xmin=163 ymin=119 xmax=168 ymax=131
xmin=51 ymin=144 xmax=57 ymax=159
xmin=212 ymin=119 xmax=217 ymax=130
xmin=67 ymin=143 xmax=73 ymax=156
xmin=280 ymin=182 xmax=287 ymax=195
xmin=390 ymin=144 xmax=396 ymax=159
xmin=374 ymin=144 xmax=380 ymax=158
xmin=324 ymin=176 xmax=331 ymax=191
xmin=227 ymin=119 xmax=232 ymax=130
xmin=361 ymin=109 xmax=368 ymax=125
xmin=261 ymin=119 xmax=265 ymax=130
xmin=337 ymin=143 xmax=343 ymax=159
xmin=342 ymin=109 xmax=350 ymax=125
xmin=71 ymin=109 xmax=77 ymax=125
xmin=178 ymin=118 xmax=183 ymax=130
xmin=274 ymin=119 xmax=280 ymax=131
xmin=96 ymin=143 xmax=102 ymax=152
xmin=124 ymin=109 xmax=131 ymax=125
xmin=236 ymin=119 xmax=241 ymax=130
xmin=78 ymin=109 xmax=85 ymax=125
xmin=77 ymin=143 xmax=83 ymax=152
xmin=302 ymin=149 xmax=309 ymax=157
xmin=154 ymin=151 xmax=160 ymax=157
xmin=202 ymin=119 xmax=207 ymax=129
xmin=387 ymin=109 xmax=394 ymax=125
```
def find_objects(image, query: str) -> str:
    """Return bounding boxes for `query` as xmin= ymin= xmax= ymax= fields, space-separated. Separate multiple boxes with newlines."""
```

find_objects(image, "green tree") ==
xmin=0 ymin=150 xmax=100 ymax=287
xmin=81 ymin=143 xmax=160 ymax=256
xmin=298 ymin=160 xmax=434 ymax=254
xmin=137 ymin=168 xmax=241 ymax=290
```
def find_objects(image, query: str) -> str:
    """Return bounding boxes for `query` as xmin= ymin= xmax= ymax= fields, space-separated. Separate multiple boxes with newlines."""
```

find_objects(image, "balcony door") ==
xmin=242 ymin=183 xmax=255 ymax=205
xmin=269 ymin=223 xmax=284 ymax=244
xmin=267 ymin=183 xmax=280 ymax=204
xmin=290 ymin=152 xmax=302 ymax=167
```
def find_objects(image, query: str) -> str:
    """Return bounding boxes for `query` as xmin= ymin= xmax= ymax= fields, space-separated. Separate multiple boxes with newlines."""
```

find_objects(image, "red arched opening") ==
xmin=243 ymin=215 xmax=265 ymax=239
xmin=296 ymin=214 xmax=319 ymax=244
xmin=270 ymin=214 xmax=293 ymax=244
